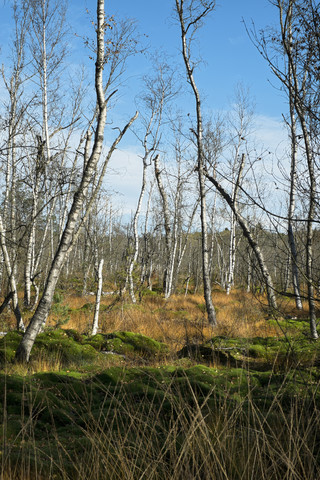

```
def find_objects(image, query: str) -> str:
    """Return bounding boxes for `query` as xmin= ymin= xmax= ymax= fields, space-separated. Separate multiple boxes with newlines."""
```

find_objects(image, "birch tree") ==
xmin=92 ymin=258 xmax=104 ymax=336
xmin=15 ymin=0 xmax=138 ymax=362
xmin=175 ymin=0 xmax=217 ymax=326
xmin=225 ymin=86 xmax=254 ymax=295
xmin=127 ymin=63 xmax=175 ymax=302
xmin=202 ymin=167 xmax=278 ymax=310
xmin=0 ymin=0 xmax=31 ymax=329
xmin=250 ymin=0 xmax=318 ymax=337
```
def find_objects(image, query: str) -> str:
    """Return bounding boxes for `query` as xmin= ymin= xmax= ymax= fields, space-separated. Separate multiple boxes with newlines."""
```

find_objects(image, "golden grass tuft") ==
xmin=49 ymin=289 xmax=281 ymax=350
xmin=1 ymin=288 xmax=308 ymax=350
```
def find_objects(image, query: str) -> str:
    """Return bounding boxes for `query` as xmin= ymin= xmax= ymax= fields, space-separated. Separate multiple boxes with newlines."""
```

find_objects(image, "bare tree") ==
xmin=127 ymin=62 xmax=175 ymax=302
xmin=175 ymin=0 xmax=217 ymax=326
xmin=0 ymin=0 xmax=32 ymax=329
xmin=249 ymin=0 xmax=318 ymax=337
xmin=224 ymin=85 xmax=254 ymax=295
xmin=202 ymin=166 xmax=278 ymax=310
xmin=0 ymin=214 xmax=24 ymax=330
xmin=15 ymin=0 xmax=138 ymax=362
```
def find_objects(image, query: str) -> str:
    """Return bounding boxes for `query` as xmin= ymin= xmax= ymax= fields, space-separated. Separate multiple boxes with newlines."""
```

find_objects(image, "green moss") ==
xmin=268 ymin=317 xmax=310 ymax=334
xmin=86 ymin=331 xmax=169 ymax=358
xmin=31 ymin=329 xmax=97 ymax=365
xmin=0 ymin=331 xmax=23 ymax=363
xmin=1 ymin=360 xmax=320 ymax=478
xmin=63 ymin=328 xmax=86 ymax=343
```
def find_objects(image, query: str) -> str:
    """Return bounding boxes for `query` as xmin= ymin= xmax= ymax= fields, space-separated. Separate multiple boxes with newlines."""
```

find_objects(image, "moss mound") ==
xmin=178 ymin=335 xmax=320 ymax=369
xmin=86 ymin=331 xmax=169 ymax=358
xmin=0 ymin=331 xmax=23 ymax=363
xmin=32 ymin=329 xmax=97 ymax=364
xmin=0 ymin=329 xmax=169 ymax=367
xmin=0 ymin=329 xmax=97 ymax=367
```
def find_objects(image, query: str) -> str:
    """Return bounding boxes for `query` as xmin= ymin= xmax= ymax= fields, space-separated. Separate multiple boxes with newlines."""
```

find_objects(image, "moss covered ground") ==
xmin=0 ymin=293 xmax=320 ymax=479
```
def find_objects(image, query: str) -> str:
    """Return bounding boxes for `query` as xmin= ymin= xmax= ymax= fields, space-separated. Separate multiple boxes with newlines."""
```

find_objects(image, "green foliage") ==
xmin=139 ymin=287 xmax=158 ymax=298
xmin=80 ymin=302 xmax=93 ymax=311
xmin=196 ymin=302 xmax=206 ymax=313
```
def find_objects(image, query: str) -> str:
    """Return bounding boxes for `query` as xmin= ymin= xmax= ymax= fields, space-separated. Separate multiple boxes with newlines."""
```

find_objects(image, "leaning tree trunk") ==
xmin=15 ymin=0 xmax=137 ymax=362
xmin=203 ymin=169 xmax=278 ymax=310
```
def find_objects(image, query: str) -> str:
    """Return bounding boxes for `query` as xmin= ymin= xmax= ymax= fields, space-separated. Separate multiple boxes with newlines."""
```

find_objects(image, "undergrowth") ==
xmin=0 ymin=290 xmax=319 ymax=479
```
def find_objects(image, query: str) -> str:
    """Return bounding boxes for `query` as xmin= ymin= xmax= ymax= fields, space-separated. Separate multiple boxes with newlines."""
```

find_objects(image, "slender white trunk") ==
xmin=15 ymin=0 xmax=137 ymax=362
xmin=286 ymin=10 xmax=302 ymax=310
xmin=128 ymin=159 xmax=148 ymax=303
xmin=176 ymin=0 xmax=217 ymax=326
xmin=276 ymin=0 xmax=316 ymax=335
xmin=92 ymin=258 xmax=104 ymax=336
xmin=24 ymin=157 xmax=40 ymax=306
xmin=247 ymin=249 xmax=252 ymax=293
xmin=154 ymin=154 xmax=172 ymax=296
xmin=226 ymin=212 xmax=236 ymax=295
xmin=0 ymin=215 xmax=24 ymax=331
xmin=140 ymin=182 xmax=153 ymax=286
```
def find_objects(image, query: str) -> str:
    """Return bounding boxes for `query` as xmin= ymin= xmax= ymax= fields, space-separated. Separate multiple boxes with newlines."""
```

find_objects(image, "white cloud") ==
xmin=253 ymin=114 xmax=289 ymax=158
xmin=103 ymin=114 xmax=291 ymax=222
xmin=105 ymin=147 xmax=146 ymax=216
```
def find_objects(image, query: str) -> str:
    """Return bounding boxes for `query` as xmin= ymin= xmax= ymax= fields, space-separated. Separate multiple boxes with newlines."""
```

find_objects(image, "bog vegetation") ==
xmin=1 ymin=288 xmax=320 ymax=479
xmin=0 ymin=0 xmax=320 ymax=477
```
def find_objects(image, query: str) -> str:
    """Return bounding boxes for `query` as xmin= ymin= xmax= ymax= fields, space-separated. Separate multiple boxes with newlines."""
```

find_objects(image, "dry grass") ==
xmin=1 ymin=289 xmax=319 ymax=479
xmin=49 ymin=289 xmax=281 ymax=350
xmin=1 ymin=288 xmax=309 ymax=352
xmin=2 ymin=369 xmax=320 ymax=480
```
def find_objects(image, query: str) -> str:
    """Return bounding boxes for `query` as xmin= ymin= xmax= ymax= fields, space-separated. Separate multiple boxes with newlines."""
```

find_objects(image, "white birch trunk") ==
xmin=286 ymin=9 xmax=303 ymax=310
xmin=92 ymin=258 xmax=104 ymax=336
xmin=203 ymin=169 xmax=278 ymax=310
xmin=15 ymin=0 xmax=137 ymax=362
xmin=154 ymin=154 xmax=172 ymax=296
xmin=128 ymin=159 xmax=148 ymax=303
xmin=0 ymin=215 xmax=25 ymax=331
xmin=176 ymin=0 xmax=217 ymax=326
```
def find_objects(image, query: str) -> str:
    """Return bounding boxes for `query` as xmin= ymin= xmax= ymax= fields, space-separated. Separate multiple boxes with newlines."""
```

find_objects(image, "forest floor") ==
xmin=0 ymin=289 xmax=320 ymax=479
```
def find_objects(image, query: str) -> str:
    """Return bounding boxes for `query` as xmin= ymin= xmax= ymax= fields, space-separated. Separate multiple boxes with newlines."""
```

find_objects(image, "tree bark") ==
xmin=203 ymin=169 xmax=278 ymax=310
xmin=92 ymin=258 xmax=104 ymax=336
xmin=15 ymin=0 xmax=137 ymax=362
xmin=154 ymin=154 xmax=172 ymax=298
xmin=0 ymin=215 xmax=25 ymax=331
xmin=175 ymin=0 xmax=217 ymax=326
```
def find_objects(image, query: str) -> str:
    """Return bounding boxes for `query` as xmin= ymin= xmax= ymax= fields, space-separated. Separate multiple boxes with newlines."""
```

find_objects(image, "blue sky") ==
xmin=100 ymin=0 xmax=285 ymax=117
xmin=0 ymin=0 xmax=288 ymax=215
xmin=0 ymin=0 xmax=286 ymax=119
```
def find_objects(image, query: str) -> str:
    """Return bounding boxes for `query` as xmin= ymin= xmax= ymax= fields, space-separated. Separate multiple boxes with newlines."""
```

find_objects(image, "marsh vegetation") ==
xmin=1 ymin=290 xmax=320 ymax=479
